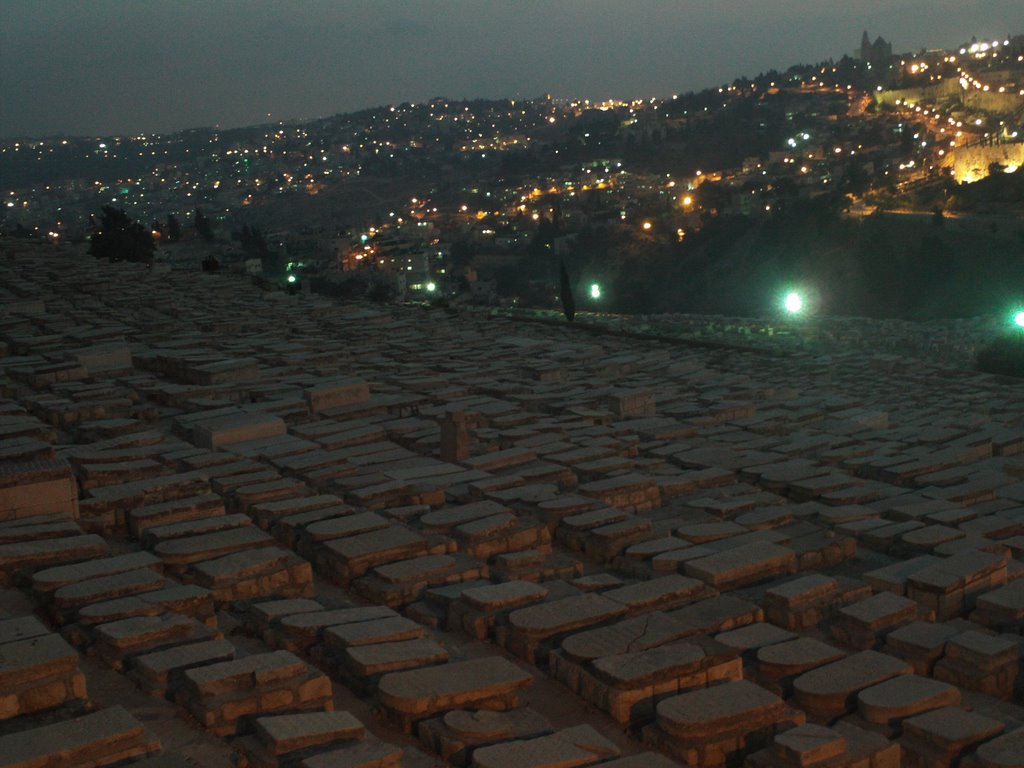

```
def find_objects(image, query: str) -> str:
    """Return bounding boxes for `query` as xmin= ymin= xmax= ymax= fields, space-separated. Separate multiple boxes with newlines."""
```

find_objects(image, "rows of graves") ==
xmin=0 ymin=243 xmax=1022 ymax=767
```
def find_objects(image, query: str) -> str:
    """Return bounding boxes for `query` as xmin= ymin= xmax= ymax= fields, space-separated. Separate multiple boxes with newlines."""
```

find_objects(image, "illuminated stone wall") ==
xmin=940 ymin=143 xmax=1024 ymax=182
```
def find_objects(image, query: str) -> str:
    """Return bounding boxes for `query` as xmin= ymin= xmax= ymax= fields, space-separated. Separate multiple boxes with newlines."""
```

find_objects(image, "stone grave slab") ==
xmin=377 ymin=657 xmax=532 ymax=731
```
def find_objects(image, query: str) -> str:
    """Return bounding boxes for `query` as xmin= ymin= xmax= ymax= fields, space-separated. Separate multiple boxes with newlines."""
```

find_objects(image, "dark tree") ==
xmin=450 ymin=240 xmax=475 ymax=269
xmin=166 ymin=214 xmax=181 ymax=242
xmin=238 ymin=224 xmax=284 ymax=277
xmin=194 ymin=207 xmax=214 ymax=241
xmin=89 ymin=206 xmax=155 ymax=263
xmin=931 ymin=207 xmax=945 ymax=226
xmin=559 ymin=261 xmax=576 ymax=322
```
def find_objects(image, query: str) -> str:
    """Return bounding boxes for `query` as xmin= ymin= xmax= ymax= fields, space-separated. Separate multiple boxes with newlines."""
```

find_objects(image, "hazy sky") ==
xmin=2 ymin=1 xmax=1021 ymax=138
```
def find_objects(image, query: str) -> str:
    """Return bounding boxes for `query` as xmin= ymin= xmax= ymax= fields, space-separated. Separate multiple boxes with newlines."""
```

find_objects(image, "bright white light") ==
xmin=426 ymin=282 xmax=436 ymax=292
xmin=590 ymin=283 xmax=601 ymax=299
xmin=784 ymin=292 xmax=803 ymax=314
xmin=1015 ymin=311 xmax=1024 ymax=328
xmin=287 ymin=274 xmax=296 ymax=283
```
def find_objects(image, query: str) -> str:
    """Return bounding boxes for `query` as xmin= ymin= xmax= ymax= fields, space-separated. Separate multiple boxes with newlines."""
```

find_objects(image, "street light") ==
xmin=426 ymin=282 xmax=436 ymax=293
xmin=1014 ymin=310 xmax=1024 ymax=328
xmin=287 ymin=274 xmax=296 ymax=284
xmin=784 ymin=291 xmax=803 ymax=314
xmin=590 ymin=283 xmax=601 ymax=300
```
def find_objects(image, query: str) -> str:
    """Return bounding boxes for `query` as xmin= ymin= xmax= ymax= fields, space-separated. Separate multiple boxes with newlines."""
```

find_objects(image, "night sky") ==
xmin=2 ymin=0 xmax=1021 ymax=138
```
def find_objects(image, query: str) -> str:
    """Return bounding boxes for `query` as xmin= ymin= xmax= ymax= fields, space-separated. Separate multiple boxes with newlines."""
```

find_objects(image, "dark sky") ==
xmin=2 ymin=1 xmax=1021 ymax=138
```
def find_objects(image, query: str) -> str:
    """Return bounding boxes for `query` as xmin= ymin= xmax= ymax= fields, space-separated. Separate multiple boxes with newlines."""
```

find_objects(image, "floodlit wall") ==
xmin=940 ymin=143 xmax=1024 ymax=182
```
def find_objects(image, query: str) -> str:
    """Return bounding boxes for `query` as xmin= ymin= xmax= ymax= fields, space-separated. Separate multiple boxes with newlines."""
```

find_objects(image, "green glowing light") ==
xmin=784 ymin=291 xmax=803 ymax=314
xmin=1015 ymin=311 xmax=1024 ymax=328
xmin=287 ymin=275 xmax=296 ymax=284
xmin=590 ymin=283 xmax=601 ymax=299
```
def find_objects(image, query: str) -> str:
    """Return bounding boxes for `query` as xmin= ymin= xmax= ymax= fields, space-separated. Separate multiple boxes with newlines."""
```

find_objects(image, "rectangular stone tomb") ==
xmin=140 ymin=512 xmax=252 ymax=549
xmin=497 ymin=593 xmax=629 ymax=665
xmin=642 ymin=679 xmax=804 ymax=767
xmin=177 ymin=651 xmax=333 ymax=736
xmin=72 ymin=584 xmax=217 ymax=637
xmin=793 ymin=650 xmax=912 ymax=723
xmin=830 ymin=591 xmax=923 ymax=650
xmin=251 ymin=495 xmax=349 ymax=531
xmin=683 ymin=542 xmax=797 ymax=590
xmin=242 ymin=598 xmax=325 ymax=636
xmin=331 ymin=638 xmax=449 ymax=694
xmin=297 ymin=739 xmax=403 ymax=768
xmin=666 ymin=594 xmax=765 ymax=637
xmin=488 ymin=548 xmax=583 ymax=584
xmin=0 ymin=534 xmax=108 ymax=587
xmin=764 ymin=575 xmax=872 ymax=631
xmin=268 ymin=606 xmax=398 ymax=654
xmin=900 ymin=706 xmax=1006 ymax=767
xmin=321 ymin=616 xmax=425 ymax=650
xmin=933 ymin=630 xmax=1019 ymax=700
xmin=187 ymin=547 xmax=314 ymax=605
xmin=471 ymin=724 xmax=620 ymax=768
xmin=0 ymin=624 xmax=86 ymax=720
xmin=305 ymin=378 xmax=370 ymax=413
xmin=971 ymin=580 xmax=1024 ymax=632
xmin=192 ymin=412 xmax=286 ymax=450
xmin=448 ymin=581 xmax=551 ymax=640
xmin=153 ymin=526 xmax=275 ymax=574
xmin=92 ymin=612 xmax=221 ymax=670
xmin=0 ymin=457 xmax=79 ymax=523
xmin=454 ymin=514 xmax=551 ymax=562
xmin=353 ymin=554 xmax=488 ymax=608
xmin=0 ymin=705 xmax=160 ymax=768
xmin=416 ymin=707 xmax=553 ymax=767
xmin=854 ymin=674 xmax=960 ymax=734
xmin=296 ymin=513 xmax=389 ymax=558
xmin=129 ymin=638 xmax=236 ymax=699
xmin=233 ymin=710 xmax=369 ymax=768
xmin=30 ymin=550 xmax=162 ymax=600
xmin=745 ymin=721 xmax=901 ymax=768
xmin=317 ymin=526 xmax=431 ymax=586
xmin=753 ymin=637 xmax=847 ymax=698
xmin=550 ymin=630 xmax=743 ymax=725
xmin=904 ymin=551 xmax=1008 ymax=621
xmin=49 ymin=568 xmax=169 ymax=624
xmin=577 ymin=474 xmax=661 ymax=513
xmin=128 ymin=493 xmax=225 ymax=538
xmin=881 ymin=620 xmax=961 ymax=676
xmin=377 ymin=657 xmax=532 ymax=731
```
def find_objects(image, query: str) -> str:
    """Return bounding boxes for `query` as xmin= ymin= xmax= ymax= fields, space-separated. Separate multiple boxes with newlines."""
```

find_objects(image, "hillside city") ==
xmin=3 ymin=32 xmax=1024 ymax=317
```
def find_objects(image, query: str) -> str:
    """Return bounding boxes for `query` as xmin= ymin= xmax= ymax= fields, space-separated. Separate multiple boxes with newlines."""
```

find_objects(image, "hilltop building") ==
xmin=858 ymin=31 xmax=893 ymax=65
